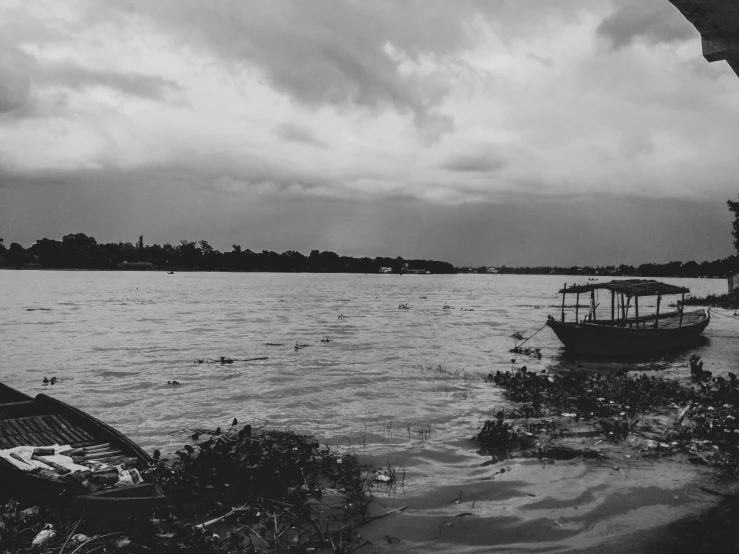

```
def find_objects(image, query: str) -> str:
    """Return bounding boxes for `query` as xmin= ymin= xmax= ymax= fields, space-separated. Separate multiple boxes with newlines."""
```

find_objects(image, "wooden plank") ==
xmin=5 ymin=420 xmax=24 ymax=436
xmin=65 ymin=428 xmax=87 ymax=443
xmin=48 ymin=415 xmax=70 ymax=429
xmin=23 ymin=418 xmax=45 ymax=434
xmin=8 ymin=419 xmax=29 ymax=435
xmin=34 ymin=417 xmax=53 ymax=432
xmin=561 ymin=283 xmax=566 ymax=322
xmin=611 ymin=290 xmax=615 ymax=321
xmin=25 ymin=432 xmax=42 ymax=445
xmin=635 ymin=296 xmax=639 ymax=328
xmin=74 ymin=428 xmax=94 ymax=440
xmin=13 ymin=435 xmax=31 ymax=446
xmin=54 ymin=427 xmax=76 ymax=444
xmin=18 ymin=420 xmax=37 ymax=435
xmin=56 ymin=415 xmax=77 ymax=429
xmin=37 ymin=432 xmax=57 ymax=445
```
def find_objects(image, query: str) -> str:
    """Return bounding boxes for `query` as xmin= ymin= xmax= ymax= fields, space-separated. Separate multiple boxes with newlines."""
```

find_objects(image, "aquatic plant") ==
xmin=0 ymin=424 xmax=375 ymax=553
xmin=482 ymin=365 xmax=739 ymax=474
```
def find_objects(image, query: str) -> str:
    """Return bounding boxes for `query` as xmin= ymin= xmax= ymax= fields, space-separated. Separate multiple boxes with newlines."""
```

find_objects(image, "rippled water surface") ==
xmin=1 ymin=271 xmax=736 ymax=552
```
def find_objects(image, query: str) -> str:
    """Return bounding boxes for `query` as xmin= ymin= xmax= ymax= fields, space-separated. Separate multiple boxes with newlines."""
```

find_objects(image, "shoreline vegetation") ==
xmin=684 ymin=290 xmax=739 ymax=310
xmin=0 ymin=424 xmax=390 ymax=553
xmin=478 ymin=365 xmax=739 ymax=552
xmin=1 ymin=233 xmax=737 ymax=278
xmin=477 ymin=366 xmax=739 ymax=552
xmin=0 ymin=233 xmax=455 ymax=274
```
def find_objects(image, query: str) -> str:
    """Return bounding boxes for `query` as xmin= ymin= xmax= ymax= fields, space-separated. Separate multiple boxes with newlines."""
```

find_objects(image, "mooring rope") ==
xmin=711 ymin=309 xmax=739 ymax=322
xmin=516 ymin=321 xmax=549 ymax=348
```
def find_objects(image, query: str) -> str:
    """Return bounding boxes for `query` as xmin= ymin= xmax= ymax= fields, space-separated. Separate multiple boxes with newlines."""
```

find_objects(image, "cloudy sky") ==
xmin=1 ymin=0 xmax=738 ymax=266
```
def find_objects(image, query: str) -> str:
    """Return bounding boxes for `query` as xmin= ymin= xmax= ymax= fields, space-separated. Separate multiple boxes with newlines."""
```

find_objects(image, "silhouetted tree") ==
xmin=729 ymin=195 xmax=739 ymax=255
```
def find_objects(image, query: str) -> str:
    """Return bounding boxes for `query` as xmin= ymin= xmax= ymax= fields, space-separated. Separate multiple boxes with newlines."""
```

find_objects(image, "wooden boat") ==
xmin=0 ymin=383 xmax=164 ymax=512
xmin=546 ymin=279 xmax=710 ymax=357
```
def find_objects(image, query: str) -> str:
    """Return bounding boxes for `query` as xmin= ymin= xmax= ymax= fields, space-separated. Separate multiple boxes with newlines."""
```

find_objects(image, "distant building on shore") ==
xmin=728 ymin=273 xmax=739 ymax=292
xmin=379 ymin=267 xmax=392 ymax=273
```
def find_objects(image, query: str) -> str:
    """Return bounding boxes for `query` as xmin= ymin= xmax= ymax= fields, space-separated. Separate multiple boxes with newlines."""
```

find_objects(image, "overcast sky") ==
xmin=1 ymin=0 xmax=737 ymax=266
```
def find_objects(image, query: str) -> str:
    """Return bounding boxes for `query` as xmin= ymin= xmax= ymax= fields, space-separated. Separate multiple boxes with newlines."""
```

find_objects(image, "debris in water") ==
xmin=31 ymin=525 xmax=55 ymax=548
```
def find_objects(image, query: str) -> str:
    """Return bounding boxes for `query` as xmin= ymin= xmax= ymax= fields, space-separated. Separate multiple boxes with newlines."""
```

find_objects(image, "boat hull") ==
xmin=0 ymin=385 xmax=158 ymax=512
xmin=546 ymin=309 xmax=710 ymax=357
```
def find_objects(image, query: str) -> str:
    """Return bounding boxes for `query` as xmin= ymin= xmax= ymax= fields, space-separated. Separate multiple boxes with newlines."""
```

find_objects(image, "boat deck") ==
xmin=0 ymin=413 xmax=95 ymax=449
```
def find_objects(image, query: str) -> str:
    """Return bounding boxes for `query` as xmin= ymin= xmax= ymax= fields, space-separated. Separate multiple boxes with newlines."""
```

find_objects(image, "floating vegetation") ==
xmin=264 ymin=343 xmax=285 ymax=347
xmin=337 ymin=314 xmax=348 ymax=319
xmin=0 ymin=424 xmax=375 ymax=553
xmin=419 ymin=363 xmax=465 ymax=377
xmin=480 ymin=365 xmax=739 ymax=473
xmin=509 ymin=345 xmax=542 ymax=359
xmin=398 ymin=303 xmax=410 ymax=309
xmin=488 ymin=367 xmax=687 ymax=418
xmin=443 ymin=305 xmax=452 ymax=310
xmin=194 ymin=357 xmax=268 ymax=364
xmin=321 ymin=338 xmax=331 ymax=343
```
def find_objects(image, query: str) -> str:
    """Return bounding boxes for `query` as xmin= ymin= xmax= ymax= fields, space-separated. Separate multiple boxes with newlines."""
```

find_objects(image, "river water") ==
xmin=1 ymin=271 xmax=737 ymax=552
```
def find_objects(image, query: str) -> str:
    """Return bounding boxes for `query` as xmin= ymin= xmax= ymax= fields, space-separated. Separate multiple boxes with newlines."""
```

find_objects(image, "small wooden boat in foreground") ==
xmin=0 ymin=383 xmax=164 ymax=514
xmin=546 ymin=279 xmax=710 ymax=357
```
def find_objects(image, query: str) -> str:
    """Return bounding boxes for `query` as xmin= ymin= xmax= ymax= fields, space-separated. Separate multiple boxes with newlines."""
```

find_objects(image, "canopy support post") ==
xmin=590 ymin=290 xmax=596 ymax=321
xmin=575 ymin=293 xmax=580 ymax=323
xmin=635 ymin=295 xmax=639 ymax=328
xmin=611 ymin=290 xmax=615 ymax=322
xmin=679 ymin=292 xmax=685 ymax=326
xmin=620 ymin=294 xmax=626 ymax=324
xmin=561 ymin=283 xmax=566 ymax=322
xmin=654 ymin=294 xmax=661 ymax=328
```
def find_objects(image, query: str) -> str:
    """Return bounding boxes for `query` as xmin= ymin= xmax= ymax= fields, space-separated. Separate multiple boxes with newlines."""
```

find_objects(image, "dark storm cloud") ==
xmin=440 ymin=150 xmax=507 ymax=173
xmin=1 ymin=170 xmax=733 ymax=267
xmin=0 ymin=45 xmax=32 ymax=115
xmin=0 ymin=46 xmax=180 ymax=118
xmin=596 ymin=0 xmax=696 ymax=49
xmin=273 ymin=123 xmax=327 ymax=148
xmin=36 ymin=60 xmax=182 ymax=101
xmin=81 ymin=0 xmax=604 ymax=136
xmin=84 ymin=0 xmax=462 ymax=134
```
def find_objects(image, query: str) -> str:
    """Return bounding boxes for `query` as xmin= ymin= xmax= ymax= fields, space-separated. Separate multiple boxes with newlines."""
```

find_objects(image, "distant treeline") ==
xmin=480 ymin=258 xmax=739 ymax=278
xmin=0 ymin=233 xmax=457 ymax=274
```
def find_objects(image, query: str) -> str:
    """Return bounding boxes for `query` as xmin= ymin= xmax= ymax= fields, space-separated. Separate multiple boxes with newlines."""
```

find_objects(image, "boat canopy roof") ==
xmin=559 ymin=279 xmax=689 ymax=297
